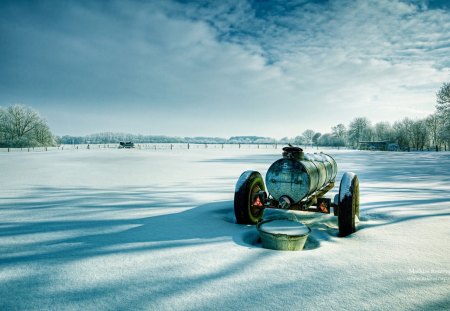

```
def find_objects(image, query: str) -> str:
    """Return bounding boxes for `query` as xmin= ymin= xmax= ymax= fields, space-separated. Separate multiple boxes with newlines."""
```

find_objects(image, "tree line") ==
xmin=57 ymin=134 xmax=278 ymax=145
xmin=1 ymin=83 xmax=449 ymax=150
xmin=294 ymin=82 xmax=450 ymax=151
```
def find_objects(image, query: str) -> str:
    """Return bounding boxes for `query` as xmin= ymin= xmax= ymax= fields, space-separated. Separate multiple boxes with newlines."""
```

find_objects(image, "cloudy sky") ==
xmin=1 ymin=0 xmax=449 ymax=138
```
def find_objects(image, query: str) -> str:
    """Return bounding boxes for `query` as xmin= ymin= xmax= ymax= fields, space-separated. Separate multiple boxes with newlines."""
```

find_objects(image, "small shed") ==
xmin=358 ymin=141 xmax=390 ymax=151
xmin=119 ymin=141 xmax=135 ymax=149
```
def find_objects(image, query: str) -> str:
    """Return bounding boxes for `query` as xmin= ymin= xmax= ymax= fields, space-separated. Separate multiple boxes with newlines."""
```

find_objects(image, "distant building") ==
xmin=119 ymin=141 xmax=135 ymax=148
xmin=358 ymin=141 xmax=390 ymax=151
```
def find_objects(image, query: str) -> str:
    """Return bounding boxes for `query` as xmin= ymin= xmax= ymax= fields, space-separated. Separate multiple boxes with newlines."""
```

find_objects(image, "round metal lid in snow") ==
xmin=258 ymin=219 xmax=310 ymax=236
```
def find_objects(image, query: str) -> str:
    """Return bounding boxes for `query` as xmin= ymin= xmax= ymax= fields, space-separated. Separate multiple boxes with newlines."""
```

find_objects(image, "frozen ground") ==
xmin=0 ymin=147 xmax=449 ymax=310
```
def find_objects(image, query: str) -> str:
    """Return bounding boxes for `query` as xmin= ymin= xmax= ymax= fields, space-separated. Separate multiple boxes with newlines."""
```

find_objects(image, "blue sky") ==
xmin=1 ymin=0 xmax=449 ymax=137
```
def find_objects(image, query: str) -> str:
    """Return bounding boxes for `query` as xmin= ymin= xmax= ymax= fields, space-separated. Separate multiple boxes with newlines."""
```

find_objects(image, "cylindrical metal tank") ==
xmin=266 ymin=150 xmax=337 ymax=203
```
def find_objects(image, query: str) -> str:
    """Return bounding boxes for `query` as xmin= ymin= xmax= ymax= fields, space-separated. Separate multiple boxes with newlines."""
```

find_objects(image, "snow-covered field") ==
xmin=1 ymin=148 xmax=449 ymax=310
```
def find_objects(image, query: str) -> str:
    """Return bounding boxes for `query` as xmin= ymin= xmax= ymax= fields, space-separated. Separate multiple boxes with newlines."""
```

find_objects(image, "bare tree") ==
xmin=348 ymin=117 xmax=371 ymax=148
xmin=318 ymin=133 xmax=331 ymax=146
xmin=393 ymin=118 xmax=414 ymax=150
xmin=426 ymin=114 xmax=441 ymax=151
xmin=293 ymin=135 xmax=304 ymax=145
xmin=410 ymin=119 xmax=428 ymax=151
xmin=312 ymin=132 xmax=322 ymax=149
xmin=33 ymin=120 xmax=54 ymax=146
xmin=374 ymin=121 xmax=393 ymax=141
xmin=436 ymin=83 xmax=450 ymax=150
xmin=436 ymin=82 xmax=450 ymax=115
xmin=302 ymin=129 xmax=315 ymax=146
xmin=438 ymin=118 xmax=450 ymax=151
xmin=312 ymin=132 xmax=321 ymax=147
xmin=0 ymin=104 xmax=55 ymax=147
xmin=332 ymin=123 xmax=346 ymax=139
xmin=330 ymin=123 xmax=347 ymax=147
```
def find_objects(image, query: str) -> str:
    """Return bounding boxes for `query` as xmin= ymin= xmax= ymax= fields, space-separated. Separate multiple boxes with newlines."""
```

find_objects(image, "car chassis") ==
xmin=234 ymin=146 xmax=360 ymax=237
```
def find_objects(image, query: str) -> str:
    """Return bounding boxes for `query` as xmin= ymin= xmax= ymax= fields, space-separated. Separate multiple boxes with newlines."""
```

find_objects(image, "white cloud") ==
xmin=0 ymin=0 xmax=449 ymax=137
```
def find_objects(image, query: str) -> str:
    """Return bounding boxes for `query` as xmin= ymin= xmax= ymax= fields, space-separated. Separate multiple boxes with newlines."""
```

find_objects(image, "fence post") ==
xmin=188 ymin=143 xmax=190 ymax=149
xmin=239 ymin=143 xmax=241 ymax=149
xmin=222 ymin=143 xmax=224 ymax=149
xmin=8 ymin=148 xmax=10 ymax=152
xmin=45 ymin=147 xmax=47 ymax=151
xmin=28 ymin=148 xmax=30 ymax=152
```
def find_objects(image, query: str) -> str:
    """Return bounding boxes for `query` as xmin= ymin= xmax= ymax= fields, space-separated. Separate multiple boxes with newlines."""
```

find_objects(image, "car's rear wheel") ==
xmin=338 ymin=172 xmax=359 ymax=237
xmin=234 ymin=171 xmax=266 ymax=224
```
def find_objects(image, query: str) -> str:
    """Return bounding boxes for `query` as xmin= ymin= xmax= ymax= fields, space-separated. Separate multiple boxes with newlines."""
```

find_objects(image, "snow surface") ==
xmin=258 ymin=220 xmax=310 ymax=236
xmin=339 ymin=172 xmax=356 ymax=201
xmin=1 ymin=147 xmax=449 ymax=310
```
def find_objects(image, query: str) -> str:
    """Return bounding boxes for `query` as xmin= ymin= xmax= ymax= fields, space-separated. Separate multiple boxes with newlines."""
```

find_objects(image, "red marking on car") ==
xmin=319 ymin=202 xmax=328 ymax=213
xmin=253 ymin=197 xmax=263 ymax=207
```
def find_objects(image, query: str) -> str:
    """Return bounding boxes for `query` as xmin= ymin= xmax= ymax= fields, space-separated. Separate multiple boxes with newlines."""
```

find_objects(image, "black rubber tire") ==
xmin=234 ymin=171 xmax=266 ymax=224
xmin=338 ymin=172 xmax=360 ymax=237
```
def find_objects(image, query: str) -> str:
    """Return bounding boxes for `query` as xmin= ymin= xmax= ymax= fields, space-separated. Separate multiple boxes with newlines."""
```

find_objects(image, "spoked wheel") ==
xmin=338 ymin=172 xmax=360 ymax=237
xmin=234 ymin=171 xmax=266 ymax=224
